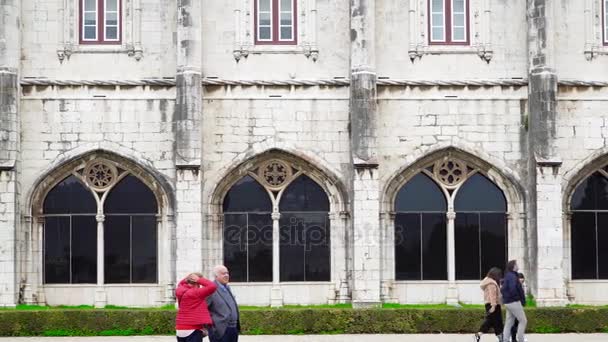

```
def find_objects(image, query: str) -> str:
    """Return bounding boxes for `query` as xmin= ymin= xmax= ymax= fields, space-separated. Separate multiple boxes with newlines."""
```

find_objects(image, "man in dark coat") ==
xmin=207 ymin=265 xmax=240 ymax=342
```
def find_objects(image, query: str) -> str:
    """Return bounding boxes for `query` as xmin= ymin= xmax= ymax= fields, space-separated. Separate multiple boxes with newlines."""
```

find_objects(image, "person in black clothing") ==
xmin=510 ymin=273 xmax=526 ymax=342
xmin=502 ymin=260 xmax=527 ymax=342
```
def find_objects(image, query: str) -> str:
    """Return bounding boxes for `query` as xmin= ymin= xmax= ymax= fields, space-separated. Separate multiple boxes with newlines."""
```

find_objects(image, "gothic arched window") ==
xmin=454 ymin=173 xmax=507 ymax=280
xmin=42 ymin=159 xmax=159 ymax=285
xmin=570 ymin=171 xmax=608 ymax=279
xmin=222 ymin=159 xmax=331 ymax=283
xmin=394 ymin=173 xmax=447 ymax=280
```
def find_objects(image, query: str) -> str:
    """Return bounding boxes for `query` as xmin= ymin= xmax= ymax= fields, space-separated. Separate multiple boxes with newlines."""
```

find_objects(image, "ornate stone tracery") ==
xmin=84 ymin=160 xmax=119 ymax=191
xmin=258 ymin=159 xmax=293 ymax=190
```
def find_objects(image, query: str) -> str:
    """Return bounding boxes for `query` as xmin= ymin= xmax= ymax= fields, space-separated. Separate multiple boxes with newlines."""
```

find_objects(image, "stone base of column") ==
xmin=446 ymin=284 xmax=459 ymax=305
xmin=22 ymin=283 xmax=35 ymax=305
xmin=162 ymin=282 xmax=175 ymax=305
xmin=352 ymin=300 xmax=381 ymax=308
xmin=94 ymin=287 xmax=107 ymax=308
xmin=380 ymin=280 xmax=397 ymax=304
xmin=270 ymin=286 xmax=283 ymax=307
xmin=337 ymin=280 xmax=351 ymax=304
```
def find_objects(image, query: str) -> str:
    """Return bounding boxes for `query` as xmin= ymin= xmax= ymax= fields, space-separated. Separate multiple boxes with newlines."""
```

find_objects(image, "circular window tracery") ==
xmin=258 ymin=159 xmax=293 ymax=190
xmin=434 ymin=159 xmax=467 ymax=187
xmin=84 ymin=160 xmax=118 ymax=191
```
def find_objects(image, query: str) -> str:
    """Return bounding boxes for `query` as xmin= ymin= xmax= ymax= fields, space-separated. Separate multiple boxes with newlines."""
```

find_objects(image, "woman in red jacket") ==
xmin=176 ymin=272 xmax=218 ymax=342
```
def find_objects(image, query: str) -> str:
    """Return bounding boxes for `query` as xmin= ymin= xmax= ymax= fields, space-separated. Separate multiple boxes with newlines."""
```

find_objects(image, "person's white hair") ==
xmin=213 ymin=265 xmax=227 ymax=278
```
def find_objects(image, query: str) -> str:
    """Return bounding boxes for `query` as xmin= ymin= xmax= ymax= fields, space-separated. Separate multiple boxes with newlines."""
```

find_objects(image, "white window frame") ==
xmin=82 ymin=0 xmax=98 ymax=42
xmin=257 ymin=0 xmax=274 ymax=42
xmin=103 ymin=0 xmax=121 ymax=42
xmin=278 ymin=0 xmax=295 ymax=42
xmin=604 ymin=0 xmax=608 ymax=45
xmin=451 ymin=0 xmax=468 ymax=43
xmin=429 ymin=0 xmax=446 ymax=43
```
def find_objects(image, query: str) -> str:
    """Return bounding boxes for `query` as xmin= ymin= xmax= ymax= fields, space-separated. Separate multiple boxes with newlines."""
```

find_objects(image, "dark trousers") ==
xmin=209 ymin=327 xmax=239 ymax=342
xmin=479 ymin=303 xmax=504 ymax=335
xmin=177 ymin=330 xmax=204 ymax=342
xmin=511 ymin=319 xmax=519 ymax=342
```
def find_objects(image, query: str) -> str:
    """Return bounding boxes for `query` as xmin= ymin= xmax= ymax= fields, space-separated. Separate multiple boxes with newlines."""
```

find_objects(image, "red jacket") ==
xmin=175 ymin=277 xmax=217 ymax=330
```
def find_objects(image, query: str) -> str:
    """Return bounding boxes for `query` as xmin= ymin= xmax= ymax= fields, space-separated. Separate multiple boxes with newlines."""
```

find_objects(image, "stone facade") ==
xmin=1 ymin=0 xmax=608 ymax=307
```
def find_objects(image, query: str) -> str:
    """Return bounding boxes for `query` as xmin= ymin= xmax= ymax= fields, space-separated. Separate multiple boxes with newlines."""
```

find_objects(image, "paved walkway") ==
xmin=2 ymin=335 xmax=607 ymax=342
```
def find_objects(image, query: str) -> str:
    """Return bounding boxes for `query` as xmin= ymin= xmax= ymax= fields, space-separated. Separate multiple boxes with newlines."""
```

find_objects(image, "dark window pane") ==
xmin=480 ymin=213 xmax=507 ymax=277
xmin=247 ymin=213 xmax=273 ymax=282
xmin=279 ymin=175 xmax=329 ymax=212
xmin=84 ymin=26 xmax=96 ymax=39
xmin=106 ymin=26 xmax=118 ymax=40
xmin=455 ymin=173 xmax=506 ymax=212
xmin=422 ymin=213 xmax=447 ymax=280
xmin=223 ymin=213 xmax=247 ymax=282
xmin=44 ymin=217 xmax=71 ymax=283
xmin=105 ymin=216 xmax=131 ymax=283
xmin=132 ymin=216 xmax=157 ymax=283
xmin=571 ymin=212 xmax=597 ymax=279
xmin=280 ymin=213 xmax=306 ymax=281
xmin=304 ymin=213 xmax=330 ymax=281
xmin=71 ymin=216 xmax=97 ymax=283
xmin=598 ymin=213 xmax=608 ymax=279
xmin=104 ymin=175 xmax=157 ymax=214
xmin=395 ymin=173 xmax=446 ymax=212
xmin=571 ymin=173 xmax=608 ymax=210
xmin=395 ymin=213 xmax=421 ymax=280
xmin=223 ymin=175 xmax=272 ymax=212
xmin=455 ymin=213 xmax=480 ymax=280
xmin=44 ymin=175 xmax=96 ymax=214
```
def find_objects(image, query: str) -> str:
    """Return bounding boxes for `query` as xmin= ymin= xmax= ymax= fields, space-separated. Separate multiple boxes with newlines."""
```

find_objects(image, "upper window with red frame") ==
xmin=428 ymin=0 xmax=469 ymax=45
xmin=604 ymin=0 xmax=608 ymax=45
xmin=80 ymin=0 xmax=122 ymax=44
xmin=255 ymin=0 xmax=297 ymax=45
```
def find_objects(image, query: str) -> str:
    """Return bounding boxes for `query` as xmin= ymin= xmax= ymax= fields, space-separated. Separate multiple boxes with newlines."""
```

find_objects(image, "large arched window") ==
xmin=394 ymin=173 xmax=447 ymax=280
xmin=454 ymin=173 xmax=507 ymax=280
xmin=222 ymin=159 xmax=331 ymax=283
xmin=570 ymin=171 xmax=608 ymax=279
xmin=394 ymin=157 xmax=508 ymax=282
xmin=42 ymin=159 xmax=159 ymax=284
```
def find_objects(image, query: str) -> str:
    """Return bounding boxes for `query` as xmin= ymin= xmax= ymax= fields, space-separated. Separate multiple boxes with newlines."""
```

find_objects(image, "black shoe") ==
xmin=473 ymin=334 xmax=481 ymax=342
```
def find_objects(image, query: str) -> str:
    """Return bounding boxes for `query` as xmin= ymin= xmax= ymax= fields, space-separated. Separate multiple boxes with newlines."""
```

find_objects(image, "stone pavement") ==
xmin=2 ymin=335 xmax=608 ymax=342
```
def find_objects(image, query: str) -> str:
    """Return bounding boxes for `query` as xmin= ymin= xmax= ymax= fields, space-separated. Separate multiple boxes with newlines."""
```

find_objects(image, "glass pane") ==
xmin=44 ymin=217 xmax=71 ymax=284
xmin=259 ymin=0 xmax=271 ymax=12
xmin=395 ymin=213 xmax=421 ymax=280
xmin=453 ymin=27 xmax=465 ymax=41
xmin=571 ymin=172 xmax=608 ymax=210
xmin=106 ymin=26 xmax=118 ymax=39
xmin=422 ymin=213 xmax=447 ymax=280
xmin=84 ymin=26 xmax=96 ymax=39
xmin=259 ymin=27 xmax=271 ymax=40
xmin=280 ymin=27 xmax=292 ymax=40
xmin=453 ymin=0 xmax=465 ymax=12
xmin=223 ymin=214 xmax=247 ymax=282
xmin=85 ymin=12 xmax=97 ymax=25
xmin=279 ymin=175 xmax=329 ymax=212
xmin=432 ymin=0 xmax=443 ymax=12
xmin=455 ymin=213 xmax=480 ymax=280
xmin=453 ymin=13 xmax=465 ymax=27
xmin=223 ymin=175 xmax=272 ymax=212
xmin=104 ymin=175 xmax=157 ymax=214
xmin=480 ymin=213 xmax=507 ymax=277
xmin=44 ymin=175 xmax=97 ymax=214
xmin=85 ymin=0 xmax=97 ymax=11
xmin=280 ymin=213 xmax=306 ymax=281
xmin=395 ymin=173 xmax=446 ymax=212
xmin=71 ymin=216 xmax=97 ymax=283
xmin=304 ymin=213 xmax=330 ymax=281
xmin=247 ymin=214 xmax=273 ymax=282
xmin=280 ymin=0 xmax=292 ymax=11
xmin=106 ymin=12 xmax=117 ymax=25
xmin=105 ymin=216 xmax=131 ymax=283
xmin=571 ymin=212 xmax=597 ymax=279
xmin=260 ymin=12 xmax=271 ymax=26
xmin=432 ymin=27 xmax=444 ymax=41
xmin=455 ymin=173 xmax=506 ymax=212
xmin=281 ymin=12 xmax=292 ymax=26
xmin=106 ymin=0 xmax=118 ymax=12
xmin=598 ymin=213 xmax=608 ymax=279
xmin=432 ymin=13 xmax=444 ymax=26
xmin=131 ymin=216 xmax=157 ymax=283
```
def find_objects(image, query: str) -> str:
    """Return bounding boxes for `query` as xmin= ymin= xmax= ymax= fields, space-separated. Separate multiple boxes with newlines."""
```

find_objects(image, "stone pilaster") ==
xmin=0 ymin=0 xmax=20 ymax=307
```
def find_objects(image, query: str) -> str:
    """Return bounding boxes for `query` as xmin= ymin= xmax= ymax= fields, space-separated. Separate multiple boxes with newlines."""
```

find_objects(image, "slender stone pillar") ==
xmin=526 ymin=0 xmax=566 ymax=306
xmin=349 ymin=0 xmax=380 ymax=307
xmin=0 ymin=0 xmax=21 ymax=308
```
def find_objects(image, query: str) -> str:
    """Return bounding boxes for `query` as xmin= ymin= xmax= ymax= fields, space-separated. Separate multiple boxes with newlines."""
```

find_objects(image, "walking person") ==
xmin=175 ymin=272 xmax=218 ymax=342
xmin=510 ymin=273 xmax=527 ymax=342
xmin=502 ymin=260 xmax=527 ymax=342
xmin=474 ymin=267 xmax=504 ymax=342
xmin=207 ymin=265 xmax=240 ymax=342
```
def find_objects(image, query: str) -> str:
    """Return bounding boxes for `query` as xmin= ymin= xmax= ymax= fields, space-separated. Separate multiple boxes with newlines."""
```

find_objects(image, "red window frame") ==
xmin=604 ymin=0 xmax=608 ymax=46
xmin=254 ymin=0 xmax=298 ymax=45
xmin=79 ymin=0 xmax=122 ymax=45
xmin=428 ymin=0 xmax=470 ymax=45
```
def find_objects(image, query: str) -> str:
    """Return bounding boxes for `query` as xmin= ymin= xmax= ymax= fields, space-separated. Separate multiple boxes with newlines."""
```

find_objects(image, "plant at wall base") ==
xmin=532 ymin=326 xmax=562 ymax=333
xmin=526 ymin=294 xmax=537 ymax=307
